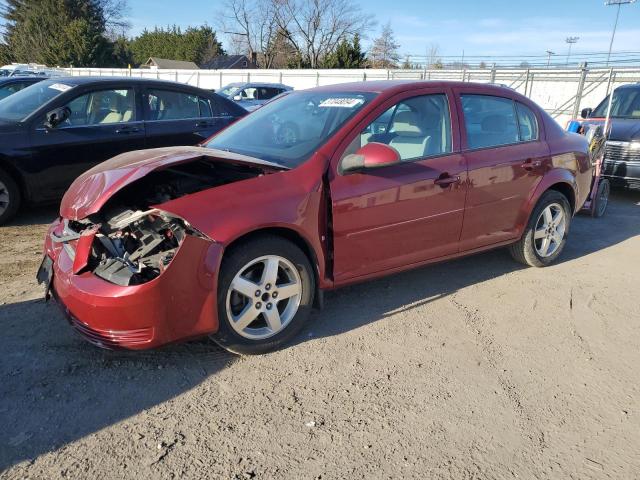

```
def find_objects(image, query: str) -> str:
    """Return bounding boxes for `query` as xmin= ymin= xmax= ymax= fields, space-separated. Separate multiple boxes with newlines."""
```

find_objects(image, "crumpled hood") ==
xmin=60 ymin=146 xmax=281 ymax=220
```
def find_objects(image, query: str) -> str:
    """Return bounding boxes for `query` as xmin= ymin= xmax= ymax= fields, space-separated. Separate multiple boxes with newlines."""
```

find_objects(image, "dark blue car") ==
xmin=583 ymin=83 xmax=640 ymax=189
xmin=0 ymin=77 xmax=246 ymax=224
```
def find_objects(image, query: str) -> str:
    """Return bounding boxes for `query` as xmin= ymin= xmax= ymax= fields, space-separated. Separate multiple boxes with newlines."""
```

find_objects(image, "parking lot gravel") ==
xmin=1 ymin=190 xmax=639 ymax=479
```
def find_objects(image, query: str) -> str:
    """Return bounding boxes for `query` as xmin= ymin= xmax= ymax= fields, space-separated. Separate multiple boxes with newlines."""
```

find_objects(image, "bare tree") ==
xmin=219 ymin=0 xmax=279 ymax=67
xmin=273 ymin=0 xmax=375 ymax=68
xmin=426 ymin=42 xmax=440 ymax=69
xmin=369 ymin=22 xmax=399 ymax=68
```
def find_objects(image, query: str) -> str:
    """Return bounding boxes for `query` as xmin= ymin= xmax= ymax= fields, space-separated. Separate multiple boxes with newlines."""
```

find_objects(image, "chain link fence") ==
xmin=61 ymin=66 xmax=640 ymax=125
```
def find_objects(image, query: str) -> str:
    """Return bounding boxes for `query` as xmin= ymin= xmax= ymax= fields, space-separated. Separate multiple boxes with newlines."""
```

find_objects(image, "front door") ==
xmin=455 ymin=91 xmax=549 ymax=250
xmin=29 ymin=86 xmax=145 ymax=200
xmin=329 ymin=90 xmax=468 ymax=282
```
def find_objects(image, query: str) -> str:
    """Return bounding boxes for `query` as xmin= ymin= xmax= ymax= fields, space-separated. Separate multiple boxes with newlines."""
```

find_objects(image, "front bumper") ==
xmin=602 ymin=141 xmax=640 ymax=189
xmin=43 ymin=219 xmax=223 ymax=350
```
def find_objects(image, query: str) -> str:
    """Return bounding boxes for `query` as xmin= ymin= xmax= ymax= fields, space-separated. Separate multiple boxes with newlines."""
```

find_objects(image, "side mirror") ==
xmin=581 ymin=107 xmax=593 ymax=119
xmin=341 ymin=142 xmax=401 ymax=174
xmin=44 ymin=106 xmax=71 ymax=129
xmin=233 ymin=94 xmax=242 ymax=101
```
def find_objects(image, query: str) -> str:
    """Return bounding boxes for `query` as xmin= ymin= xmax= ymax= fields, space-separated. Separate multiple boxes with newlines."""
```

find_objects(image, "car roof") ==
xmin=224 ymin=82 xmax=292 ymax=89
xmin=0 ymin=76 xmax=47 ymax=84
xmin=40 ymin=76 xmax=210 ymax=89
xmin=309 ymin=80 xmax=514 ymax=95
xmin=615 ymin=82 xmax=640 ymax=90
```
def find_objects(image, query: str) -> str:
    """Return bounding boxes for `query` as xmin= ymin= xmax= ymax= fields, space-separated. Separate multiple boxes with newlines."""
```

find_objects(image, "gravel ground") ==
xmin=1 ymin=190 xmax=639 ymax=480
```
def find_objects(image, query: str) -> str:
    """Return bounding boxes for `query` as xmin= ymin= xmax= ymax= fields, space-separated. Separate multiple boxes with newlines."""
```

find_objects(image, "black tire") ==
xmin=212 ymin=235 xmax=315 ymax=355
xmin=509 ymin=190 xmax=572 ymax=267
xmin=0 ymin=167 xmax=21 ymax=226
xmin=592 ymin=179 xmax=610 ymax=218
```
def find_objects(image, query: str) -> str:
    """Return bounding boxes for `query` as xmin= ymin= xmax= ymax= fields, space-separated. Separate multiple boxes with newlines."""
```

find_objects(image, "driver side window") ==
xmin=64 ymin=89 xmax=136 ymax=126
xmin=347 ymin=94 xmax=452 ymax=162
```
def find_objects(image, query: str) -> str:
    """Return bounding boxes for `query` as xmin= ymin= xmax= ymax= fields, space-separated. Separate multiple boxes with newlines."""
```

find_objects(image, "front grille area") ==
xmin=604 ymin=141 xmax=640 ymax=164
xmin=66 ymin=310 xmax=154 ymax=349
xmin=603 ymin=141 xmax=640 ymax=181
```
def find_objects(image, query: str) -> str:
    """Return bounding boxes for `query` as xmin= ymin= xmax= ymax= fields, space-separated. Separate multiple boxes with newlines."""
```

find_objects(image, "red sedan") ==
xmin=38 ymin=81 xmax=592 ymax=354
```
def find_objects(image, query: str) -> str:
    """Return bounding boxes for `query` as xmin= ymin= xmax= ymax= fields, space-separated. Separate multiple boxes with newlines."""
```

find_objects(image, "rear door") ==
xmin=329 ymin=88 xmax=468 ymax=282
xmin=28 ymin=84 xmax=145 ymax=199
xmin=454 ymin=89 xmax=549 ymax=250
xmin=143 ymin=87 xmax=228 ymax=147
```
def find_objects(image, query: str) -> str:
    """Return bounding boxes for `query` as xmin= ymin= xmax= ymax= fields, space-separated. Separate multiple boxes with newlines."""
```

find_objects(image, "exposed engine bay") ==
xmin=66 ymin=159 xmax=267 ymax=286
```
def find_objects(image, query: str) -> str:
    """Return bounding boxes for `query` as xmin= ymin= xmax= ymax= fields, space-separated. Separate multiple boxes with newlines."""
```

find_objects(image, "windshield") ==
xmin=219 ymin=85 xmax=242 ymax=97
xmin=206 ymin=91 xmax=376 ymax=168
xmin=592 ymin=88 xmax=640 ymax=119
xmin=0 ymin=79 xmax=74 ymax=121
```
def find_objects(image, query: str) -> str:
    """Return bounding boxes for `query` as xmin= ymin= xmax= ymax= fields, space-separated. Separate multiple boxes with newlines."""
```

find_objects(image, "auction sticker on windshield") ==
xmin=48 ymin=83 xmax=73 ymax=93
xmin=319 ymin=98 xmax=365 ymax=108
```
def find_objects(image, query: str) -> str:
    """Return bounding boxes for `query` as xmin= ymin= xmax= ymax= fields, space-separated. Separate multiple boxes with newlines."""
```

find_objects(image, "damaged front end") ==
xmin=77 ymin=208 xmax=204 ymax=286
xmin=54 ymin=156 xmax=270 ymax=286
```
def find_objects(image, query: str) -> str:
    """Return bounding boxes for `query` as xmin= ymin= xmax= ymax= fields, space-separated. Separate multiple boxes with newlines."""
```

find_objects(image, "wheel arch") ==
xmin=0 ymin=157 xmax=28 ymax=203
xmin=547 ymin=181 xmax=576 ymax=213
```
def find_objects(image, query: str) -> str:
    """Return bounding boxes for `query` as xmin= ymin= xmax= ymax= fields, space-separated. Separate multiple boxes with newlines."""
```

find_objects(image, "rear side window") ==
xmin=461 ymin=95 xmax=519 ymax=149
xmin=147 ymin=89 xmax=201 ymax=120
xmin=257 ymin=87 xmax=284 ymax=100
xmin=516 ymin=102 xmax=539 ymax=141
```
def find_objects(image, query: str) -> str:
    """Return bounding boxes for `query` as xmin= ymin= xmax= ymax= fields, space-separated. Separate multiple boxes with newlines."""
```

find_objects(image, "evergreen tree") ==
xmin=1 ymin=0 xmax=130 ymax=67
xmin=323 ymin=34 xmax=365 ymax=68
xmin=128 ymin=25 xmax=224 ymax=66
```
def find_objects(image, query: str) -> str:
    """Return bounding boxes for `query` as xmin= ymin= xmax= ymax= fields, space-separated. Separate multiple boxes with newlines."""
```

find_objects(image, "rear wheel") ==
xmin=212 ymin=235 xmax=315 ymax=355
xmin=0 ymin=168 xmax=20 ymax=226
xmin=510 ymin=190 xmax=571 ymax=267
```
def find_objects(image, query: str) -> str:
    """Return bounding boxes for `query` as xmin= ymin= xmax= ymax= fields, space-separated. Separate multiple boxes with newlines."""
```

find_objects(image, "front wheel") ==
xmin=510 ymin=190 xmax=572 ymax=267
xmin=212 ymin=235 xmax=315 ymax=355
xmin=0 ymin=168 xmax=21 ymax=226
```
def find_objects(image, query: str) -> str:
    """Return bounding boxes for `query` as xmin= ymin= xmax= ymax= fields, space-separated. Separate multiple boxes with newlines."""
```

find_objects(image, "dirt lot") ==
xmin=1 ymin=190 xmax=639 ymax=480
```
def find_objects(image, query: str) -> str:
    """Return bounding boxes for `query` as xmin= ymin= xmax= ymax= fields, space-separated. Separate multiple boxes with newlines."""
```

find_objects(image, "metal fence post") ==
xmin=528 ymin=72 xmax=535 ymax=97
xmin=196 ymin=71 xmax=200 ymax=87
xmin=572 ymin=63 xmax=589 ymax=119
xmin=490 ymin=65 xmax=496 ymax=83
xmin=524 ymin=69 xmax=530 ymax=95
xmin=219 ymin=70 xmax=223 ymax=89
xmin=605 ymin=67 xmax=615 ymax=96
xmin=316 ymin=71 xmax=320 ymax=86
xmin=279 ymin=71 xmax=283 ymax=83
xmin=462 ymin=69 xmax=466 ymax=82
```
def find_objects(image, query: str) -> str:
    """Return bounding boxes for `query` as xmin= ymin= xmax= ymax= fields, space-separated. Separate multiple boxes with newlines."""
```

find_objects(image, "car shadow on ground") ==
xmin=4 ymin=205 xmax=59 ymax=227
xmin=299 ymin=188 xmax=640 ymax=344
xmin=0 ymin=297 xmax=237 ymax=471
xmin=0 ymin=190 xmax=638 ymax=472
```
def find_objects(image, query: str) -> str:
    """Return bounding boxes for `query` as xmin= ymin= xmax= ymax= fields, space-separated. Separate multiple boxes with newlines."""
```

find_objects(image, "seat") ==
xmin=389 ymin=110 xmax=430 ymax=160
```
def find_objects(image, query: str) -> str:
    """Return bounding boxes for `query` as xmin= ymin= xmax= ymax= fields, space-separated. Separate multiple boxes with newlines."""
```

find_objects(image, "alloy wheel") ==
xmin=533 ymin=203 xmax=566 ymax=258
xmin=0 ymin=179 xmax=9 ymax=217
xmin=225 ymin=255 xmax=302 ymax=340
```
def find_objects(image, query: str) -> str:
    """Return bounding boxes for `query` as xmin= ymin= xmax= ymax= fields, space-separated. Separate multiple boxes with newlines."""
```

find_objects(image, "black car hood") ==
xmin=609 ymin=119 xmax=640 ymax=142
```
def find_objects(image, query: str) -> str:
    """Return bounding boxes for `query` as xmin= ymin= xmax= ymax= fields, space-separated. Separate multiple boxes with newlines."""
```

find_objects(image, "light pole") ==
xmin=605 ymin=0 xmax=637 ymax=66
xmin=566 ymin=37 xmax=579 ymax=66
xmin=546 ymin=50 xmax=556 ymax=68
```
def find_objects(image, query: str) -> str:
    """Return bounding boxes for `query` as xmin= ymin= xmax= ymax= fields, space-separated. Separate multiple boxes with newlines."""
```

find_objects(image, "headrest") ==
xmin=481 ymin=114 xmax=507 ymax=133
xmin=392 ymin=111 xmax=423 ymax=137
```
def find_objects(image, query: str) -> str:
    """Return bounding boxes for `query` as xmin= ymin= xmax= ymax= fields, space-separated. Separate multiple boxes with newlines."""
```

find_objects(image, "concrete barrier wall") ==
xmin=61 ymin=67 xmax=640 ymax=126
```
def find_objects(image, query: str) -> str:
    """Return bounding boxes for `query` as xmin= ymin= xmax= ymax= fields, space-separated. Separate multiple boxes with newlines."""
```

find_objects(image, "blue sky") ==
xmin=128 ymin=0 xmax=640 ymax=61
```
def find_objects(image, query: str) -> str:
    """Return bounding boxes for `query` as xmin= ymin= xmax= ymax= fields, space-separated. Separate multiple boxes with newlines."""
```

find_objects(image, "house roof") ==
xmin=203 ymin=55 xmax=256 ymax=70
xmin=145 ymin=57 xmax=200 ymax=70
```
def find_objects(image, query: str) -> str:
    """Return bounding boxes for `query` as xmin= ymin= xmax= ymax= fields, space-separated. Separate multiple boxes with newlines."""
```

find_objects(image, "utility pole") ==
xmin=565 ymin=37 xmax=579 ymax=66
xmin=605 ymin=0 xmax=636 ymax=66
xmin=546 ymin=50 xmax=555 ymax=68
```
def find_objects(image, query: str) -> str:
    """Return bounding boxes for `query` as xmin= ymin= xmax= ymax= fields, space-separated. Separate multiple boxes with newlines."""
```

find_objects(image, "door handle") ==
xmin=115 ymin=126 xmax=141 ymax=134
xmin=521 ymin=159 xmax=542 ymax=171
xmin=196 ymin=121 xmax=212 ymax=128
xmin=434 ymin=174 xmax=461 ymax=188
